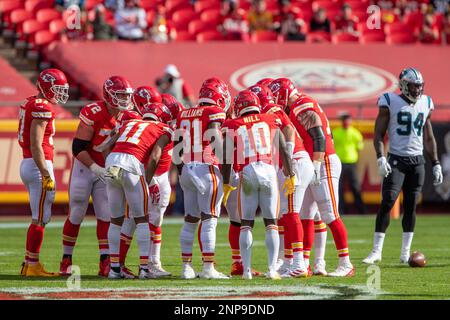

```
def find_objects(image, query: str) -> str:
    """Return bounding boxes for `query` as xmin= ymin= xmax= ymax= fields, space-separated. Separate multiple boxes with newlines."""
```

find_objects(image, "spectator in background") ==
xmin=247 ymin=0 xmax=274 ymax=33
xmin=432 ymin=0 xmax=450 ymax=14
xmin=92 ymin=4 xmax=115 ymax=40
xmin=105 ymin=0 xmax=124 ymax=11
xmin=419 ymin=13 xmax=440 ymax=43
xmin=155 ymin=64 xmax=195 ymax=108
xmin=334 ymin=3 xmax=359 ymax=35
xmin=219 ymin=0 xmax=249 ymax=40
xmin=443 ymin=12 xmax=450 ymax=43
xmin=333 ymin=113 xmax=368 ymax=215
xmin=310 ymin=8 xmax=331 ymax=33
xmin=115 ymin=0 xmax=147 ymax=40
xmin=56 ymin=0 xmax=85 ymax=10
xmin=280 ymin=9 xmax=306 ymax=41
xmin=149 ymin=5 xmax=171 ymax=43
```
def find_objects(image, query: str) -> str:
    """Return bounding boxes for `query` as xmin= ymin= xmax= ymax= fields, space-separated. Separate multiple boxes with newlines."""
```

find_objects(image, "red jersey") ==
xmin=176 ymin=105 xmax=226 ymax=165
xmin=116 ymin=110 xmax=142 ymax=128
xmin=18 ymin=96 xmax=55 ymax=161
xmin=78 ymin=101 xmax=117 ymax=167
xmin=222 ymin=113 xmax=282 ymax=172
xmin=289 ymin=94 xmax=335 ymax=158
xmin=113 ymin=119 xmax=173 ymax=166
xmin=262 ymin=103 xmax=306 ymax=155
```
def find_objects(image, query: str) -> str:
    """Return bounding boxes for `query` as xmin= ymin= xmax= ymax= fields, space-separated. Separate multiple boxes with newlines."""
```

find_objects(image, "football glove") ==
xmin=433 ymin=164 xmax=443 ymax=186
xmin=312 ymin=161 xmax=321 ymax=185
xmin=104 ymin=166 xmax=122 ymax=184
xmin=282 ymin=175 xmax=296 ymax=197
xmin=222 ymin=184 xmax=237 ymax=207
xmin=42 ymin=175 xmax=55 ymax=191
xmin=377 ymin=156 xmax=392 ymax=178
xmin=90 ymin=163 xmax=106 ymax=182
xmin=148 ymin=184 xmax=160 ymax=205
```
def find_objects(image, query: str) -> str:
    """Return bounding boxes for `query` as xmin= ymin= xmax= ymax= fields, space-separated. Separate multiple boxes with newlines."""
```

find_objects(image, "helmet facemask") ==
xmin=51 ymin=84 xmax=69 ymax=104
xmin=400 ymin=80 xmax=424 ymax=103
xmin=110 ymin=88 xmax=133 ymax=110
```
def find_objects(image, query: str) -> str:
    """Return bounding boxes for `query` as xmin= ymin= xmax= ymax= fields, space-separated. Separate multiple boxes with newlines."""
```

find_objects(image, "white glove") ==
xmin=377 ymin=156 xmax=392 ymax=178
xmin=312 ymin=160 xmax=321 ymax=185
xmin=90 ymin=163 xmax=106 ymax=182
xmin=286 ymin=142 xmax=295 ymax=159
xmin=433 ymin=164 xmax=443 ymax=186
xmin=104 ymin=166 xmax=123 ymax=184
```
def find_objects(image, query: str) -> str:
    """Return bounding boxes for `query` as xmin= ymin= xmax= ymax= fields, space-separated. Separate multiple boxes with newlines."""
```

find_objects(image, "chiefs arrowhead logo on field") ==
xmin=231 ymin=59 xmax=397 ymax=103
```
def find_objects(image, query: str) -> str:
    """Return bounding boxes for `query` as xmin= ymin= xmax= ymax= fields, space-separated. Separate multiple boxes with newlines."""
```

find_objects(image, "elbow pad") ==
xmin=307 ymin=126 xmax=326 ymax=153
xmin=72 ymin=138 xmax=90 ymax=156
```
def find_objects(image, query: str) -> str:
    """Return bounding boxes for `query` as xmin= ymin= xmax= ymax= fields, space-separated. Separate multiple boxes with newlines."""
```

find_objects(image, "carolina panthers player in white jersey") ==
xmin=363 ymin=67 xmax=443 ymax=265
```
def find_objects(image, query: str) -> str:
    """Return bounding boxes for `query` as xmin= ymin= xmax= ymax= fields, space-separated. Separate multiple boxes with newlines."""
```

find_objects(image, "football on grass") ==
xmin=408 ymin=251 xmax=427 ymax=267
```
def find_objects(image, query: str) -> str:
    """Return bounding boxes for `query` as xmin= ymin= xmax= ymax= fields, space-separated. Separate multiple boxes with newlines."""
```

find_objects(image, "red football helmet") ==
xmin=198 ymin=84 xmax=230 ymax=111
xmin=37 ymin=68 xmax=69 ymax=104
xmin=201 ymin=77 xmax=231 ymax=112
xmin=234 ymin=90 xmax=261 ymax=117
xmin=256 ymin=78 xmax=274 ymax=87
xmin=248 ymin=84 xmax=275 ymax=107
xmin=140 ymin=102 xmax=172 ymax=123
xmin=161 ymin=93 xmax=185 ymax=121
xmin=103 ymin=76 xmax=133 ymax=110
xmin=132 ymin=86 xmax=162 ymax=112
xmin=268 ymin=78 xmax=298 ymax=109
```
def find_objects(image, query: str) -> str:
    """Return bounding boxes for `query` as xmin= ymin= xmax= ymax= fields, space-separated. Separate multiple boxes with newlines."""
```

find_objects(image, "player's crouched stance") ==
xmin=104 ymin=106 xmax=172 ymax=279
xmin=222 ymin=90 xmax=296 ymax=280
xmin=18 ymin=68 xmax=69 ymax=276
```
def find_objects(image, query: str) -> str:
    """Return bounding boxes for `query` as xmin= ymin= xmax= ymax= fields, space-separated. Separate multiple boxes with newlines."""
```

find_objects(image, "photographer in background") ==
xmin=155 ymin=65 xmax=195 ymax=108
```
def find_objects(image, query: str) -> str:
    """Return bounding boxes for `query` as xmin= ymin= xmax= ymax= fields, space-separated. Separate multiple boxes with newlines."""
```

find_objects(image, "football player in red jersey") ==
xmin=221 ymin=90 xmax=296 ymax=280
xmin=18 ymin=68 xmax=69 ymax=276
xmin=59 ymin=76 xmax=133 ymax=277
xmin=175 ymin=83 xmax=229 ymax=280
xmin=161 ymin=93 xmax=185 ymax=128
xmin=269 ymin=78 xmax=354 ymax=277
xmin=250 ymin=83 xmax=313 ymax=277
xmin=104 ymin=103 xmax=172 ymax=279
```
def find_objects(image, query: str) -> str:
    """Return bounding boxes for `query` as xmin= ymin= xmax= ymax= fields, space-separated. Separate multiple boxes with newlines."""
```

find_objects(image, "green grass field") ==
xmin=0 ymin=215 xmax=450 ymax=300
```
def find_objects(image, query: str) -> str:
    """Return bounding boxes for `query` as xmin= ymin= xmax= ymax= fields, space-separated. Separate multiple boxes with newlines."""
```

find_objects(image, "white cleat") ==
xmin=313 ymin=260 xmax=327 ymax=276
xmin=148 ymin=262 xmax=172 ymax=278
xmin=328 ymin=263 xmax=355 ymax=277
xmin=265 ymin=270 xmax=281 ymax=280
xmin=277 ymin=261 xmax=292 ymax=274
xmin=242 ymin=271 xmax=253 ymax=280
xmin=400 ymin=252 xmax=410 ymax=264
xmin=199 ymin=267 xmax=230 ymax=279
xmin=181 ymin=263 xmax=197 ymax=279
xmin=362 ymin=251 xmax=382 ymax=264
xmin=275 ymin=258 xmax=284 ymax=271
xmin=108 ymin=268 xmax=123 ymax=279
xmin=138 ymin=268 xmax=153 ymax=279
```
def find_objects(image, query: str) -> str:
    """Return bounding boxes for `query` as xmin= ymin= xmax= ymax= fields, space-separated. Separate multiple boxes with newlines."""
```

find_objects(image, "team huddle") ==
xmin=17 ymin=66 xmax=442 ymax=280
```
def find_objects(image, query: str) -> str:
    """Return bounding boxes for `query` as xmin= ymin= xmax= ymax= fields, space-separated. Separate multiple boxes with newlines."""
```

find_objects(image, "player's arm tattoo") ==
xmin=146 ymin=134 xmax=170 ymax=183
xmin=277 ymin=129 xmax=295 ymax=177
xmin=373 ymin=106 xmax=390 ymax=158
xmin=30 ymin=119 xmax=50 ymax=177
xmin=423 ymin=114 xmax=439 ymax=164
xmin=297 ymin=110 xmax=322 ymax=131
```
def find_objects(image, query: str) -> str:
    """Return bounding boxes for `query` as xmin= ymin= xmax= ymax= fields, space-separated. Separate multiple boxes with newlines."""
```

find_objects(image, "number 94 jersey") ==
xmin=378 ymin=93 xmax=434 ymax=157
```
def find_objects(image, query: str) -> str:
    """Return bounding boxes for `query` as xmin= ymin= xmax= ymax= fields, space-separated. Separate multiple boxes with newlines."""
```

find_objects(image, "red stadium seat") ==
xmin=23 ymin=19 xmax=47 ymax=37
xmin=166 ymin=0 xmax=192 ymax=18
xmin=352 ymin=10 xmax=369 ymax=22
xmin=146 ymin=10 xmax=156 ymax=26
xmin=10 ymin=9 xmax=33 ymax=29
xmin=0 ymin=0 xmax=25 ymax=32
xmin=344 ymin=0 xmax=370 ymax=12
xmin=140 ymin=0 xmax=159 ymax=11
xmin=306 ymin=31 xmax=332 ymax=43
xmin=25 ymin=0 xmax=54 ymax=14
xmin=312 ymin=0 xmax=340 ymax=12
xmin=196 ymin=30 xmax=225 ymax=42
xmin=384 ymin=22 xmax=413 ymax=35
xmin=386 ymin=32 xmax=417 ymax=44
xmin=84 ymin=0 xmax=103 ymax=11
xmin=251 ymin=30 xmax=279 ymax=42
xmin=36 ymin=8 xmax=61 ymax=25
xmin=172 ymin=8 xmax=198 ymax=31
xmin=359 ymin=32 xmax=386 ymax=43
xmin=200 ymin=9 xmax=221 ymax=24
xmin=238 ymin=0 xmax=251 ymax=11
xmin=332 ymin=32 xmax=359 ymax=43
xmin=188 ymin=19 xmax=216 ymax=35
xmin=34 ymin=29 xmax=58 ymax=47
xmin=49 ymin=19 xmax=65 ymax=34
xmin=175 ymin=30 xmax=196 ymax=41
xmin=194 ymin=0 xmax=221 ymax=14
